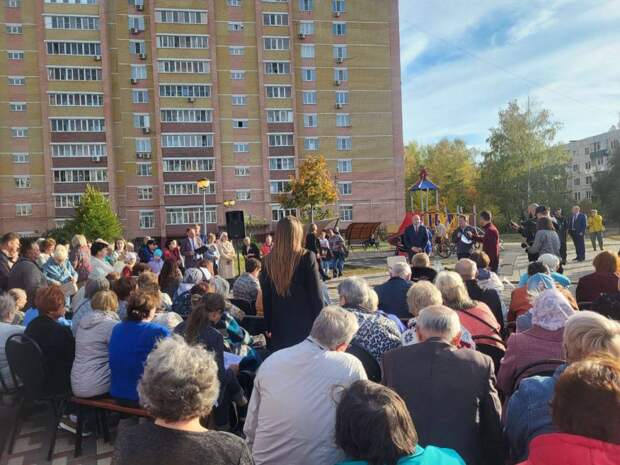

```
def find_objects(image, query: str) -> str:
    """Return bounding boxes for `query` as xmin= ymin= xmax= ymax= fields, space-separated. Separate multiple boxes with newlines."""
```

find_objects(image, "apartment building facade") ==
xmin=0 ymin=0 xmax=405 ymax=238
xmin=566 ymin=125 xmax=620 ymax=203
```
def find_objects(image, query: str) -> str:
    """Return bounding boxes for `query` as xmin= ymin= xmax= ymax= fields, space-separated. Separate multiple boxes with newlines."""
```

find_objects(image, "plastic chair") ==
xmin=472 ymin=335 xmax=506 ymax=375
xmin=346 ymin=343 xmax=381 ymax=382
xmin=5 ymin=333 xmax=69 ymax=461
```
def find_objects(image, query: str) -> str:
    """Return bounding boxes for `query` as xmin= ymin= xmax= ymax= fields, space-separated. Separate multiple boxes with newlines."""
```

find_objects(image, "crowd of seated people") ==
xmin=0 ymin=221 xmax=619 ymax=465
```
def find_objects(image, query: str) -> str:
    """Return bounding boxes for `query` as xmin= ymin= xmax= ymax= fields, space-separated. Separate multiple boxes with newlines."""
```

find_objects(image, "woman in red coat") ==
xmin=519 ymin=354 xmax=620 ymax=465
xmin=474 ymin=211 xmax=500 ymax=272
xmin=575 ymin=251 xmax=620 ymax=304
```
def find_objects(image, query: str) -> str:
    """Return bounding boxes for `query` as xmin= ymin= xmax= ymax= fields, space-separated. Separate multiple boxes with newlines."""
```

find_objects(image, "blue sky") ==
xmin=399 ymin=0 xmax=620 ymax=148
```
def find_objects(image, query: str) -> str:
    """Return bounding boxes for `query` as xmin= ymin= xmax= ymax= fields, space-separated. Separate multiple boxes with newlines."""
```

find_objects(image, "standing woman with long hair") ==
xmin=259 ymin=216 xmax=323 ymax=351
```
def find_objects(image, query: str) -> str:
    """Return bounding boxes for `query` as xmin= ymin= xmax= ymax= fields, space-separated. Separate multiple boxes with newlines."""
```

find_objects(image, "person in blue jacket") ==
xmin=567 ymin=205 xmax=587 ymax=261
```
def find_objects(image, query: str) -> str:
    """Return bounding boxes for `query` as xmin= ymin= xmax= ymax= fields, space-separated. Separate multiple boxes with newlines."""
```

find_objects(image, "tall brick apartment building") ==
xmin=0 ymin=0 xmax=405 ymax=238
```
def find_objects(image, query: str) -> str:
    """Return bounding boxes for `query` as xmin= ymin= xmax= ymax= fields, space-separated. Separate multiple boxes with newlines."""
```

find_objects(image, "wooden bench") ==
xmin=343 ymin=222 xmax=382 ymax=249
xmin=71 ymin=396 xmax=150 ymax=457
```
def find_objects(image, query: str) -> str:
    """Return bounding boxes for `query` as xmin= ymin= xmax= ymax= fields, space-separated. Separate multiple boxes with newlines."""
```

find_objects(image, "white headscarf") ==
xmin=531 ymin=288 xmax=576 ymax=331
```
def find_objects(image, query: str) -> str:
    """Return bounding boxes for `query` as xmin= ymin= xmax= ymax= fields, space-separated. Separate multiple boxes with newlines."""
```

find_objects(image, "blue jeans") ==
xmin=332 ymin=252 xmax=345 ymax=275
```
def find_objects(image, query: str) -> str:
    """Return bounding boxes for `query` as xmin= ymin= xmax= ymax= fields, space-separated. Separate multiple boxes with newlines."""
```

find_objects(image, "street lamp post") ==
xmin=196 ymin=178 xmax=210 ymax=238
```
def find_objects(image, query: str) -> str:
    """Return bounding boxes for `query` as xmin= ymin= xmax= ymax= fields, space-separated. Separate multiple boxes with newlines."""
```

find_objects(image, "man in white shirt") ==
xmin=244 ymin=305 xmax=367 ymax=465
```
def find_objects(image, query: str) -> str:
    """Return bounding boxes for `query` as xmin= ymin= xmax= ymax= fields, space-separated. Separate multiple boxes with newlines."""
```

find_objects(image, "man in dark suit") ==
xmin=305 ymin=223 xmax=328 ymax=280
xmin=374 ymin=262 xmax=413 ymax=319
xmin=455 ymin=258 xmax=504 ymax=335
xmin=552 ymin=208 xmax=568 ymax=265
xmin=568 ymin=205 xmax=587 ymax=261
xmin=402 ymin=215 xmax=431 ymax=262
xmin=382 ymin=305 xmax=503 ymax=465
xmin=180 ymin=227 xmax=204 ymax=269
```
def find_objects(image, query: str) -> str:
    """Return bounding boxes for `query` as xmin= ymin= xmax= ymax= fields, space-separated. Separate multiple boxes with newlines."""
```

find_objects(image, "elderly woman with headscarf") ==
xmin=42 ymin=245 xmax=78 ymax=307
xmin=497 ymin=288 xmax=575 ymax=398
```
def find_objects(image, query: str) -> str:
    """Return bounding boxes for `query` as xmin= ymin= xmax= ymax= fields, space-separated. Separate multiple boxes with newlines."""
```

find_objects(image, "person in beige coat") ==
xmin=217 ymin=232 xmax=236 ymax=280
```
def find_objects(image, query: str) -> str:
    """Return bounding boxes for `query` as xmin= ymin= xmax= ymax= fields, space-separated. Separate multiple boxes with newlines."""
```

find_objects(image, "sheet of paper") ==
xmin=224 ymin=351 xmax=243 ymax=369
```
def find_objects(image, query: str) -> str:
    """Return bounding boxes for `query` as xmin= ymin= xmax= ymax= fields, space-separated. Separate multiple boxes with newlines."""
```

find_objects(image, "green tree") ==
xmin=592 ymin=146 xmax=620 ymax=222
xmin=479 ymin=100 xmax=570 ymax=223
xmin=404 ymin=139 xmax=479 ymax=212
xmin=279 ymin=154 xmax=338 ymax=222
xmin=65 ymin=185 xmax=123 ymax=241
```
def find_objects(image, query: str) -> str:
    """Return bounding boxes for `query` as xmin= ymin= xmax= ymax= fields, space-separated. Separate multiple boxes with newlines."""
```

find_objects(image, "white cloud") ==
xmin=400 ymin=0 xmax=620 ymax=147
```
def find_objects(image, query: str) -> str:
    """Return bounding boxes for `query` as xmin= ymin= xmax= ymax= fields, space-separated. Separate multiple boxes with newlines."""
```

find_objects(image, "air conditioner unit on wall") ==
xmin=333 ymin=11 xmax=342 ymax=17
xmin=336 ymin=103 xmax=343 ymax=109
xmin=130 ymin=78 xmax=138 ymax=84
xmin=298 ymin=33 xmax=306 ymax=40
xmin=131 ymin=27 xmax=140 ymax=35
xmin=188 ymin=96 xmax=196 ymax=103
xmin=136 ymin=152 xmax=151 ymax=159
xmin=335 ymin=57 xmax=344 ymax=64
xmin=142 ymin=127 xmax=151 ymax=134
xmin=136 ymin=4 xmax=144 ymax=11
xmin=334 ymin=80 xmax=342 ymax=86
xmin=139 ymin=52 xmax=147 ymax=60
xmin=91 ymin=156 xmax=101 ymax=162
xmin=94 ymin=55 xmax=102 ymax=61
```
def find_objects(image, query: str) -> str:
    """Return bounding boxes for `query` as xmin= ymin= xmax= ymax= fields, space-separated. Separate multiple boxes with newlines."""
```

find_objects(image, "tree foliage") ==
xmin=478 ymin=100 xmax=570 ymax=223
xmin=64 ymin=185 xmax=123 ymax=241
xmin=279 ymin=154 xmax=338 ymax=222
xmin=404 ymin=139 xmax=480 ymax=212
xmin=592 ymin=146 xmax=620 ymax=222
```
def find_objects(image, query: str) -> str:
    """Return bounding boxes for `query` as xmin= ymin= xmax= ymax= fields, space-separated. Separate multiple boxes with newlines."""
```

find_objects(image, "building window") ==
xmin=54 ymin=194 xmax=83 ymax=208
xmin=155 ymin=9 xmax=208 ymax=24
xmin=338 ymin=182 xmax=352 ymax=195
xmin=573 ymin=178 xmax=580 ymax=186
xmin=130 ymin=137 xmax=150 ymax=153
xmin=129 ymin=40 xmax=146 ymax=55
xmin=44 ymin=16 xmax=99 ymax=30
xmin=269 ymin=180 xmax=291 ymax=194
xmin=334 ymin=68 xmax=348 ymax=81
xmin=233 ymin=143 xmax=250 ymax=153
xmin=333 ymin=45 xmax=347 ymax=59
xmin=336 ymin=113 xmax=351 ymax=127
xmin=304 ymin=137 xmax=319 ymax=150
xmin=137 ymin=163 xmax=153 ymax=176
xmin=268 ymin=133 xmax=294 ymax=147
xmin=139 ymin=211 xmax=155 ymax=229
xmin=301 ymin=44 xmax=315 ymax=58
xmin=231 ymin=70 xmax=246 ymax=80
xmin=234 ymin=167 xmax=250 ymax=176
xmin=47 ymin=66 xmax=103 ymax=81
xmin=264 ymin=61 xmax=291 ymax=75
xmin=132 ymin=89 xmax=149 ymax=103
xmin=158 ymin=59 xmax=210 ymax=74
xmin=336 ymin=136 xmax=352 ymax=151
xmin=53 ymin=168 xmax=107 ymax=183
xmin=11 ymin=127 xmax=27 ymax=138
xmin=128 ymin=15 xmax=146 ymax=31
xmin=332 ymin=0 xmax=345 ymax=13
xmin=16 ymin=204 xmax=33 ymax=217
xmin=232 ymin=95 xmax=247 ymax=106
xmin=6 ymin=0 xmax=20 ymax=7
xmin=333 ymin=22 xmax=346 ymax=35
xmin=299 ymin=0 xmax=313 ymax=11
xmin=229 ymin=46 xmax=245 ymax=55
xmin=233 ymin=119 xmax=249 ymax=129
xmin=267 ymin=109 xmax=293 ymax=123
xmin=159 ymin=84 xmax=211 ymax=97
xmin=48 ymin=92 xmax=103 ymax=107
xmin=266 ymin=85 xmax=291 ymax=98
xmin=8 ymin=76 xmax=25 ymax=86
xmin=7 ymin=51 xmax=24 ymax=60
xmin=9 ymin=102 xmax=26 ymax=112
xmin=303 ymin=91 xmax=317 ymax=105
xmin=302 ymin=68 xmax=316 ymax=81
xmin=163 ymin=158 xmax=214 ymax=172
xmin=586 ymin=176 xmax=592 ymax=185
xmin=572 ymin=164 xmax=578 ymax=172
xmin=586 ymin=191 xmax=592 ymax=199
xmin=156 ymin=34 xmax=209 ymax=49
xmin=264 ymin=37 xmax=290 ymax=51
xmin=12 ymin=153 xmax=29 ymax=163
xmin=585 ymin=161 xmax=591 ymax=170
xmin=14 ymin=176 xmax=31 ymax=189
xmin=46 ymin=41 xmax=101 ymax=56
xmin=133 ymin=113 xmax=151 ymax=129
xmin=131 ymin=64 xmax=148 ymax=80
xmin=51 ymin=143 xmax=107 ymax=158
xmin=271 ymin=205 xmax=296 ymax=221
xmin=337 ymin=159 xmax=352 ymax=173
xmin=228 ymin=0 xmax=241 ymax=6
xmin=299 ymin=21 xmax=314 ymax=35
xmin=161 ymin=133 xmax=213 ymax=148
xmin=303 ymin=113 xmax=318 ymax=128
xmin=235 ymin=190 xmax=251 ymax=201
xmin=160 ymin=109 xmax=212 ymax=123
xmin=165 ymin=182 xmax=214 ymax=196
xmin=6 ymin=23 xmax=23 ymax=34
xmin=269 ymin=157 xmax=295 ymax=170
xmin=50 ymin=118 xmax=105 ymax=132
xmin=166 ymin=206 xmax=216 ymax=225
xmin=228 ymin=21 xmax=244 ymax=32
xmin=263 ymin=13 xmax=288 ymax=26
xmin=137 ymin=186 xmax=154 ymax=200
xmin=339 ymin=205 xmax=353 ymax=222
xmin=574 ymin=192 xmax=581 ymax=201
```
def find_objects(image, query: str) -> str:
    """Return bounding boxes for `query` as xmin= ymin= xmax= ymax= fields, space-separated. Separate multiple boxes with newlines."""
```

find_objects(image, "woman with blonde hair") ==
xmin=70 ymin=234 xmax=92 ymax=284
xmin=259 ymin=216 xmax=323 ymax=351
xmin=42 ymin=244 xmax=78 ymax=307
xmin=217 ymin=232 xmax=236 ymax=281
